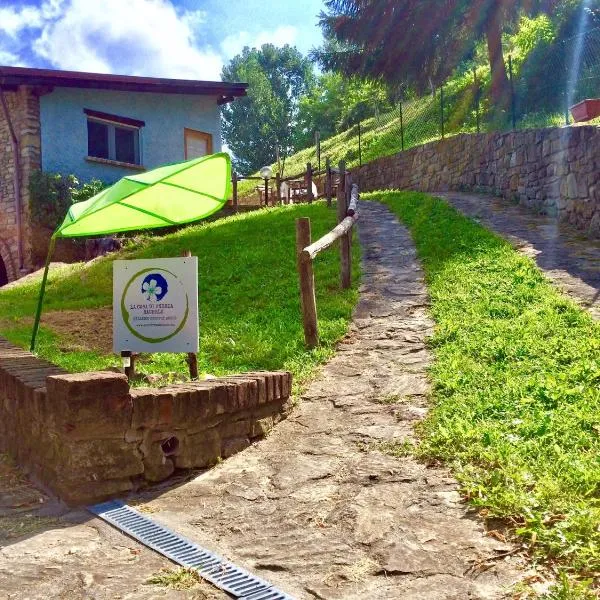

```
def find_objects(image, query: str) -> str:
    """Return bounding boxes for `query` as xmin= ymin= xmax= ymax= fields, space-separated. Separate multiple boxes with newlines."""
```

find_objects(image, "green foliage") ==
xmin=29 ymin=171 xmax=106 ymax=230
xmin=373 ymin=190 xmax=600 ymax=595
xmin=294 ymin=73 xmax=391 ymax=149
xmin=221 ymin=44 xmax=314 ymax=174
xmin=0 ymin=203 xmax=360 ymax=393
xmin=512 ymin=14 xmax=556 ymax=57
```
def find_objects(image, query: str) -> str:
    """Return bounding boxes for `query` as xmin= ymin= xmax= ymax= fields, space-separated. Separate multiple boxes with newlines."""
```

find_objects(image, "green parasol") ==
xmin=30 ymin=152 xmax=231 ymax=351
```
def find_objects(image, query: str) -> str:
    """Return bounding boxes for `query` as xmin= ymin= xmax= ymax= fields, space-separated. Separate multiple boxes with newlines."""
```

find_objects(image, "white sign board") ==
xmin=113 ymin=257 xmax=199 ymax=353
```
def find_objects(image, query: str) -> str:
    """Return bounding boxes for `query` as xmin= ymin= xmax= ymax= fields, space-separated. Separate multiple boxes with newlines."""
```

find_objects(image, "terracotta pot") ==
xmin=570 ymin=98 xmax=600 ymax=122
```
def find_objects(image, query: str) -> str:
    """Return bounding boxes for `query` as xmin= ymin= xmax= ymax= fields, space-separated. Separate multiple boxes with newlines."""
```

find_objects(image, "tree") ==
xmin=221 ymin=44 xmax=314 ymax=175
xmin=294 ymin=72 xmax=391 ymax=148
xmin=316 ymin=0 xmax=559 ymax=105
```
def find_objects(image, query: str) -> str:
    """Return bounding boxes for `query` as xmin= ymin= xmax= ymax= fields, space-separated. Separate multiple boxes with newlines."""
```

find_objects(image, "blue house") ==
xmin=0 ymin=66 xmax=247 ymax=283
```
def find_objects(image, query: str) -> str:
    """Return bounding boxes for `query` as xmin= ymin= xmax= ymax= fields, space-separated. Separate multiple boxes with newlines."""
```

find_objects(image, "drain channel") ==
xmin=89 ymin=500 xmax=295 ymax=600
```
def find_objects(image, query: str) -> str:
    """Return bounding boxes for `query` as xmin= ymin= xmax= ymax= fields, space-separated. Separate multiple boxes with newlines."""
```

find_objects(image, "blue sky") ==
xmin=0 ymin=0 xmax=325 ymax=80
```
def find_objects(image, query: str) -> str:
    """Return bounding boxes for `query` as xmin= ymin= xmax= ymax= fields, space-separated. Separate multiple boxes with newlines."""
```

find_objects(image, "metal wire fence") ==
xmin=308 ymin=26 xmax=600 ymax=170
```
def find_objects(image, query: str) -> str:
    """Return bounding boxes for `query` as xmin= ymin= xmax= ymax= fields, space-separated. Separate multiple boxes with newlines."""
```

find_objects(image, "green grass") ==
xmin=0 ymin=202 xmax=360 ymax=391
xmin=371 ymin=191 xmax=600 ymax=597
xmin=239 ymin=94 xmax=442 ymax=197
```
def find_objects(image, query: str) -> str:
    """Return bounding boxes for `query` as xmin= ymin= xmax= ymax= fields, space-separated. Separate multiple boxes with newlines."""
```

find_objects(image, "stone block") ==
xmin=222 ymin=436 xmax=251 ymax=458
xmin=57 ymin=438 xmax=144 ymax=480
xmin=219 ymin=418 xmax=252 ymax=439
xmin=175 ymin=428 xmax=221 ymax=469
xmin=45 ymin=372 xmax=131 ymax=438
xmin=251 ymin=416 xmax=274 ymax=439
xmin=52 ymin=475 xmax=134 ymax=506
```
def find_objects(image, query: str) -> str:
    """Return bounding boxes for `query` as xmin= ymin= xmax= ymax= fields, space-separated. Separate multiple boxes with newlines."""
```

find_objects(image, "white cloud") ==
xmin=221 ymin=25 xmax=298 ymax=59
xmin=0 ymin=0 xmax=65 ymax=37
xmin=0 ymin=0 xmax=222 ymax=80
xmin=33 ymin=0 xmax=222 ymax=79
xmin=0 ymin=6 xmax=43 ymax=38
xmin=0 ymin=48 xmax=23 ymax=66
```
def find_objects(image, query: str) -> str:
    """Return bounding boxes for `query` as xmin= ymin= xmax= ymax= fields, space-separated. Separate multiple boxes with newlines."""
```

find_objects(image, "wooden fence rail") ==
xmin=232 ymin=159 xmax=340 ymax=212
xmin=296 ymin=161 xmax=359 ymax=348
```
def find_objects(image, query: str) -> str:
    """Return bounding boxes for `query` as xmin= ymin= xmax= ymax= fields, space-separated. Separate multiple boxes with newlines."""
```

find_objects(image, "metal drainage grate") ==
xmin=89 ymin=500 xmax=295 ymax=600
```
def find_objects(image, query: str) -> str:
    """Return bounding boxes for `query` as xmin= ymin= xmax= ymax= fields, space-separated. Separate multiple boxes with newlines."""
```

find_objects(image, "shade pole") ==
xmin=30 ymin=235 xmax=57 ymax=352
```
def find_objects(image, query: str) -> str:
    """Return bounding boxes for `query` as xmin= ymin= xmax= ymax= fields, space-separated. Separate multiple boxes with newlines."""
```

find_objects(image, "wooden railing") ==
xmin=231 ymin=157 xmax=342 ymax=211
xmin=296 ymin=162 xmax=359 ymax=348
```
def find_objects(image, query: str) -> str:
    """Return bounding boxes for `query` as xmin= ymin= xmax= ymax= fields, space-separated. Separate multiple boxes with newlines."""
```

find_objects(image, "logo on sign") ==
xmin=141 ymin=273 xmax=168 ymax=302
xmin=121 ymin=268 xmax=189 ymax=344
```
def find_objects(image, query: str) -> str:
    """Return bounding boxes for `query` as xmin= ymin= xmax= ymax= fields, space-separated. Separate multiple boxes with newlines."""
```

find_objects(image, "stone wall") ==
xmin=356 ymin=126 xmax=600 ymax=237
xmin=0 ymin=86 xmax=41 ymax=282
xmin=0 ymin=337 xmax=292 ymax=505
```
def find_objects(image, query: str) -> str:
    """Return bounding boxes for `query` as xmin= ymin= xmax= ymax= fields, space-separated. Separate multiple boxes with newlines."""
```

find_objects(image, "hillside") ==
xmin=0 ymin=203 xmax=359 ymax=388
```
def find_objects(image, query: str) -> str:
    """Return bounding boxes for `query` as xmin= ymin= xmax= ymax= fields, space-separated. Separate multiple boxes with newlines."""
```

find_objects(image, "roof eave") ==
xmin=0 ymin=66 xmax=248 ymax=98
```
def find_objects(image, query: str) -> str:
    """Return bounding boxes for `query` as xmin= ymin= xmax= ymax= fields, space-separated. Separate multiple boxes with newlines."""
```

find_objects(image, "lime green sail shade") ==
xmin=31 ymin=152 xmax=231 ymax=351
xmin=56 ymin=152 xmax=231 ymax=237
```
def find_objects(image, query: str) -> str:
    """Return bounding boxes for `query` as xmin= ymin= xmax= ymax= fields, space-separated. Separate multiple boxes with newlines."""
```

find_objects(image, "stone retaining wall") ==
xmin=356 ymin=126 xmax=600 ymax=237
xmin=0 ymin=86 xmax=40 ymax=281
xmin=0 ymin=337 xmax=292 ymax=505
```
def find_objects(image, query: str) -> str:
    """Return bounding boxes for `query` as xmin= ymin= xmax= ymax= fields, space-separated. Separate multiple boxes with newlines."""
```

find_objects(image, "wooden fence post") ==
xmin=182 ymin=250 xmax=199 ymax=379
xmin=325 ymin=157 xmax=332 ymax=208
xmin=264 ymin=177 xmax=269 ymax=207
xmin=337 ymin=161 xmax=351 ymax=289
xmin=296 ymin=218 xmax=318 ymax=349
xmin=232 ymin=172 xmax=238 ymax=214
xmin=307 ymin=162 xmax=313 ymax=204
xmin=276 ymin=173 xmax=281 ymax=206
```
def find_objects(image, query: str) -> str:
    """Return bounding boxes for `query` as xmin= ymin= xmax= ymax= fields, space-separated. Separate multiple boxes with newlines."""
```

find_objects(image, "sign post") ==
xmin=113 ymin=257 xmax=199 ymax=378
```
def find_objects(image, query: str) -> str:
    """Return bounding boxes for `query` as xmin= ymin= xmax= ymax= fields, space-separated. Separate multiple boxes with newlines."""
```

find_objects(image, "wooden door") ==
xmin=184 ymin=128 xmax=213 ymax=159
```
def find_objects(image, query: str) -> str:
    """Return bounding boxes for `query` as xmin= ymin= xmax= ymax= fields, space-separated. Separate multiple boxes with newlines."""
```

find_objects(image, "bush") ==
xmin=29 ymin=171 xmax=106 ymax=230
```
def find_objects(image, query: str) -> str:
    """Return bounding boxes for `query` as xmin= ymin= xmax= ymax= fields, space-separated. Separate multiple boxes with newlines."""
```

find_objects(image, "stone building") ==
xmin=0 ymin=66 xmax=247 ymax=286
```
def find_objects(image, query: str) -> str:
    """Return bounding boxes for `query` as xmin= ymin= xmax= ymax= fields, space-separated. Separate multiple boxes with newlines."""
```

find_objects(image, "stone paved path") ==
xmin=437 ymin=192 xmax=600 ymax=320
xmin=130 ymin=201 xmax=523 ymax=599
xmin=0 ymin=201 xmax=524 ymax=599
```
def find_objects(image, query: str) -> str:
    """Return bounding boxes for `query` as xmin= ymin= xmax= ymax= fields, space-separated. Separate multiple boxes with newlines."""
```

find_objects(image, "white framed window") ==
xmin=85 ymin=109 xmax=144 ymax=166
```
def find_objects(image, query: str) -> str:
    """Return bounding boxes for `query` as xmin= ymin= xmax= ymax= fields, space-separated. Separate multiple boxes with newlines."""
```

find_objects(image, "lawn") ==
xmin=0 ymin=202 xmax=360 ymax=391
xmin=371 ymin=191 xmax=600 ymax=598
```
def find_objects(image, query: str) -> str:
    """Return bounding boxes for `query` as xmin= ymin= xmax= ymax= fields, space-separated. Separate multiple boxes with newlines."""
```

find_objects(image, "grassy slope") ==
xmin=0 ymin=203 xmax=360 ymax=390
xmin=239 ymin=94 xmax=441 ymax=197
xmin=372 ymin=191 xmax=599 ymax=597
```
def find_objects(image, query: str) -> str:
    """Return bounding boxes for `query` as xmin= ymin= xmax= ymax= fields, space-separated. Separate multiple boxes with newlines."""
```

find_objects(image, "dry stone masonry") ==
xmin=0 ymin=336 xmax=292 ymax=505
xmin=0 ymin=86 xmax=40 ymax=282
xmin=357 ymin=126 xmax=600 ymax=237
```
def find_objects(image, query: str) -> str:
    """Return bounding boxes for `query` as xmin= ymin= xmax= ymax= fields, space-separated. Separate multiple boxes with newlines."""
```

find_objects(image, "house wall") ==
xmin=40 ymin=87 xmax=223 ymax=183
xmin=355 ymin=126 xmax=600 ymax=237
xmin=0 ymin=86 xmax=41 ymax=282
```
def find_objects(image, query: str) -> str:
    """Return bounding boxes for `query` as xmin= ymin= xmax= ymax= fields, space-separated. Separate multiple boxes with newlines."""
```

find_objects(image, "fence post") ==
xmin=508 ymin=54 xmax=516 ymax=130
xmin=358 ymin=121 xmax=362 ymax=167
xmin=337 ymin=161 xmax=351 ymax=289
xmin=232 ymin=172 xmax=238 ymax=213
xmin=474 ymin=66 xmax=481 ymax=134
xmin=325 ymin=157 xmax=332 ymax=208
xmin=440 ymin=86 xmax=445 ymax=139
xmin=296 ymin=218 xmax=318 ymax=349
xmin=306 ymin=162 xmax=313 ymax=203
xmin=276 ymin=173 xmax=281 ymax=206
xmin=264 ymin=176 xmax=269 ymax=207
xmin=182 ymin=250 xmax=199 ymax=380
xmin=564 ymin=63 xmax=570 ymax=126
xmin=400 ymin=100 xmax=405 ymax=151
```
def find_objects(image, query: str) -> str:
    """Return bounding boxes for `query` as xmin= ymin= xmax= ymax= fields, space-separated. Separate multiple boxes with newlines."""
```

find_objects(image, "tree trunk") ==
xmin=485 ymin=9 xmax=510 ymax=108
